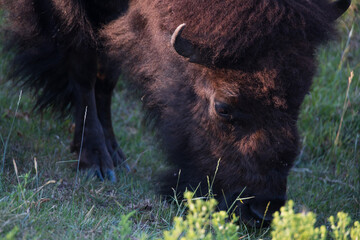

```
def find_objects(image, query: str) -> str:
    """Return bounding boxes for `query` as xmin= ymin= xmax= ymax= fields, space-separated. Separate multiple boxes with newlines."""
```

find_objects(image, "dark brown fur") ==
xmin=1 ymin=0 xmax=350 ymax=226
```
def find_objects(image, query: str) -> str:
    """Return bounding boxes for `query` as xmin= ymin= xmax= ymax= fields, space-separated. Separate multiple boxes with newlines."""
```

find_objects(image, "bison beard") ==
xmin=2 ymin=0 xmax=351 ymax=226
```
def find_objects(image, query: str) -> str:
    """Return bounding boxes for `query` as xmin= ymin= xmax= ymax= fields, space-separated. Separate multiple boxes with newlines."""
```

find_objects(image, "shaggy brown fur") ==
xmin=2 ymin=0 xmax=350 ymax=226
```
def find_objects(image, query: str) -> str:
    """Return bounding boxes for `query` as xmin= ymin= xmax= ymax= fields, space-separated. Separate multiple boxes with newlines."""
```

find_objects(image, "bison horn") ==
xmin=331 ymin=0 xmax=351 ymax=20
xmin=171 ymin=23 xmax=203 ymax=64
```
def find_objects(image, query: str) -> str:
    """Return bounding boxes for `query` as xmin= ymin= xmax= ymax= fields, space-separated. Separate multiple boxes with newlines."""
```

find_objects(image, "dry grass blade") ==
xmin=12 ymin=159 xmax=28 ymax=209
xmin=83 ymin=205 xmax=95 ymax=223
xmin=1 ymin=90 xmax=22 ymax=174
xmin=334 ymin=71 xmax=354 ymax=146
xmin=260 ymin=201 xmax=271 ymax=230
xmin=74 ymin=106 xmax=88 ymax=189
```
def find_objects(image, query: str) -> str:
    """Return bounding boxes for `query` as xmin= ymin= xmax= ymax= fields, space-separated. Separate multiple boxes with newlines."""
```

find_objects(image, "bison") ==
xmin=1 ymin=0 xmax=351 ymax=226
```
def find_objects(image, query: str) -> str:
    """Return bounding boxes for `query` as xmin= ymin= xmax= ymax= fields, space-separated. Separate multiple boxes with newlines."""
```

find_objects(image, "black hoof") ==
xmin=87 ymin=168 xmax=105 ymax=181
xmin=105 ymin=169 xmax=117 ymax=183
xmin=110 ymin=147 xmax=130 ymax=173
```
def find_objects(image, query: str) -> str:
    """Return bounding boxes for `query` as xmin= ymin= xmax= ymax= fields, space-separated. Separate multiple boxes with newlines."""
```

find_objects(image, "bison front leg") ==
xmin=70 ymin=49 xmax=117 ymax=182
xmin=95 ymin=59 xmax=130 ymax=171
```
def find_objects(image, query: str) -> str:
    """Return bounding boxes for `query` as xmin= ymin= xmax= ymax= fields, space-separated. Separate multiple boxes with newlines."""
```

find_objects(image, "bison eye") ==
xmin=215 ymin=101 xmax=232 ymax=119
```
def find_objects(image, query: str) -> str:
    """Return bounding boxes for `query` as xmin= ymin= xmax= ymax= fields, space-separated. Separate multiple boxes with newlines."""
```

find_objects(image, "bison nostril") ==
xmin=248 ymin=198 xmax=286 ymax=222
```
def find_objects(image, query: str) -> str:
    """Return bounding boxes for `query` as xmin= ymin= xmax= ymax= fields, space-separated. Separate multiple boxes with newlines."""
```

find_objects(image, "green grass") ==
xmin=0 ymin=2 xmax=359 ymax=239
xmin=287 ymin=2 xmax=360 ymax=226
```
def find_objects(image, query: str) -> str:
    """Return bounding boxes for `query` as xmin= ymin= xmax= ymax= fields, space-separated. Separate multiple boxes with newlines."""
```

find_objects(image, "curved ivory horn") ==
xmin=171 ymin=23 xmax=186 ymax=47
xmin=171 ymin=23 xmax=211 ymax=65
xmin=171 ymin=23 xmax=196 ymax=59
xmin=331 ymin=0 xmax=351 ymax=20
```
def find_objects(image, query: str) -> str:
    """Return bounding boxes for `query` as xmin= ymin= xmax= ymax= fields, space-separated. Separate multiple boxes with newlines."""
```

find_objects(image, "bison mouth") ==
xmin=243 ymin=197 xmax=286 ymax=227
xmin=222 ymin=194 xmax=286 ymax=227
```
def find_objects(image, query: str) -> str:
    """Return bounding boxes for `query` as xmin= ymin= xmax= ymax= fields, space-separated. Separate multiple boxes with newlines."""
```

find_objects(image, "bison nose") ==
xmin=248 ymin=197 xmax=286 ymax=223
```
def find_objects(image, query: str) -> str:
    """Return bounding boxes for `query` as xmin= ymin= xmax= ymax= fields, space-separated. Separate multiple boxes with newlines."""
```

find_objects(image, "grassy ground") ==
xmin=0 ymin=2 xmax=359 ymax=239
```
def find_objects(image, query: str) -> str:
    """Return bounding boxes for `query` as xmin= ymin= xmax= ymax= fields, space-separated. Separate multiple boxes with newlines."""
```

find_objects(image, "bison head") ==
xmin=160 ymin=0 xmax=351 ymax=226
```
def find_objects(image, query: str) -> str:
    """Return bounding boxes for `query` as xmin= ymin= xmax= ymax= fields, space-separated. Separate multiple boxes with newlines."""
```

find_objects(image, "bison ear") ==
xmin=171 ymin=23 xmax=203 ymax=64
xmin=331 ymin=0 xmax=351 ymax=20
